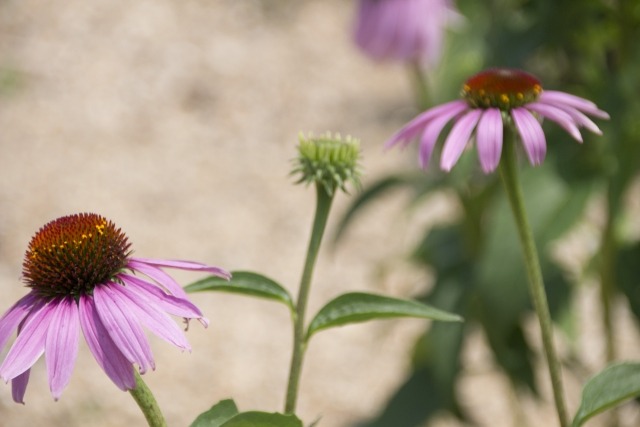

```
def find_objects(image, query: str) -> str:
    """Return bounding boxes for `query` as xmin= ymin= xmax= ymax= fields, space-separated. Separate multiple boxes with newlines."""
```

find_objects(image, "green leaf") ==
xmin=573 ymin=362 xmax=640 ymax=427
xmin=616 ymin=242 xmax=640 ymax=321
xmin=184 ymin=271 xmax=294 ymax=311
xmin=332 ymin=173 xmax=444 ymax=246
xmin=219 ymin=411 xmax=303 ymax=427
xmin=306 ymin=292 xmax=462 ymax=340
xmin=190 ymin=399 xmax=239 ymax=427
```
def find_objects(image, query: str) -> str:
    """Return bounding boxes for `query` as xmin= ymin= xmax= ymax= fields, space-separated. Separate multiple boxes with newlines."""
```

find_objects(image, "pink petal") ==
xmin=511 ymin=108 xmax=547 ymax=166
xmin=0 ymin=301 xmax=54 ymax=382
xmin=548 ymin=104 xmax=603 ymax=135
xmin=126 ymin=260 xmax=188 ymax=299
xmin=93 ymin=284 xmax=155 ymax=374
xmin=385 ymin=100 xmax=468 ymax=148
xmin=109 ymin=282 xmax=191 ymax=351
xmin=44 ymin=297 xmax=80 ymax=400
xmin=539 ymin=90 xmax=610 ymax=119
xmin=120 ymin=274 xmax=208 ymax=327
xmin=130 ymin=257 xmax=230 ymax=279
xmin=526 ymin=103 xmax=583 ymax=142
xmin=440 ymin=109 xmax=482 ymax=171
xmin=475 ymin=108 xmax=504 ymax=173
xmin=78 ymin=296 xmax=135 ymax=390
xmin=0 ymin=293 xmax=41 ymax=351
xmin=11 ymin=370 xmax=30 ymax=404
xmin=418 ymin=102 xmax=469 ymax=168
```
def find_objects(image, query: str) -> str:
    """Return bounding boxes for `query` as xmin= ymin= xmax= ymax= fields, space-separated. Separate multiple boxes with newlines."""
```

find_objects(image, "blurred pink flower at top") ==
xmin=353 ymin=0 xmax=463 ymax=65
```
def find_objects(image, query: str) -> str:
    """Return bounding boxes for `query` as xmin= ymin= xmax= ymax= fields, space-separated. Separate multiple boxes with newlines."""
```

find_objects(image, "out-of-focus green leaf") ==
xmin=478 ymin=165 xmax=575 ymax=326
xmin=306 ymin=292 xmax=462 ymax=340
xmin=219 ymin=412 xmax=303 ymax=427
xmin=355 ymin=367 xmax=452 ymax=427
xmin=476 ymin=166 xmax=574 ymax=389
xmin=332 ymin=173 xmax=442 ymax=245
xmin=412 ymin=225 xmax=468 ymax=274
xmin=572 ymin=362 xmax=640 ymax=427
xmin=190 ymin=399 xmax=239 ymax=427
xmin=481 ymin=318 xmax=537 ymax=393
xmin=184 ymin=271 xmax=294 ymax=311
xmin=616 ymin=242 xmax=640 ymax=320
xmin=357 ymin=278 xmax=469 ymax=426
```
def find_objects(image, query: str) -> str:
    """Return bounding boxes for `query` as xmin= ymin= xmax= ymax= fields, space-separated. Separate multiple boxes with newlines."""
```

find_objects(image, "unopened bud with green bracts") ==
xmin=292 ymin=132 xmax=362 ymax=196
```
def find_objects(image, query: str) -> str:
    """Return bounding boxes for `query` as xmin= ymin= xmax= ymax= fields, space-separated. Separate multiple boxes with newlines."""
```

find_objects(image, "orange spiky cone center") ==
xmin=23 ymin=213 xmax=131 ymax=299
xmin=462 ymin=68 xmax=542 ymax=110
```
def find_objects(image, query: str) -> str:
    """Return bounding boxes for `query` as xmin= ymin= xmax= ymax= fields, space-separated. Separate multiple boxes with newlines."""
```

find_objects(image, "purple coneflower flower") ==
xmin=0 ymin=213 xmax=230 ymax=403
xmin=386 ymin=68 xmax=610 ymax=173
xmin=354 ymin=0 xmax=462 ymax=65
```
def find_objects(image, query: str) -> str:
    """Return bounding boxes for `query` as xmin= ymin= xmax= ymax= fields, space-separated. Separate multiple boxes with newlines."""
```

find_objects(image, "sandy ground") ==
xmin=1 ymin=1 xmax=639 ymax=427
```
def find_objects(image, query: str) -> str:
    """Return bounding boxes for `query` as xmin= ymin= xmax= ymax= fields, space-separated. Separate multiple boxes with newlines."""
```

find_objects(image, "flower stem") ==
xmin=498 ymin=128 xmax=569 ymax=427
xmin=129 ymin=371 xmax=168 ymax=427
xmin=598 ymin=191 xmax=619 ymax=427
xmin=408 ymin=61 xmax=430 ymax=110
xmin=284 ymin=183 xmax=334 ymax=414
xmin=599 ymin=193 xmax=617 ymax=363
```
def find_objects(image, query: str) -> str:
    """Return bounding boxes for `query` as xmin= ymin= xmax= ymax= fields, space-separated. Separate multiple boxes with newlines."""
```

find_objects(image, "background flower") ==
xmin=386 ymin=68 xmax=609 ymax=173
xmin=353 ymin=0 xmax=462 ymax=65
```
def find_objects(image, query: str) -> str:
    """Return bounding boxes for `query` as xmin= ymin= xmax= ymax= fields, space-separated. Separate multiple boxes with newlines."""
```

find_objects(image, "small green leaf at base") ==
xmin=190 ymin=399 xmax=239 ymax=427
xmin=190 ymin=401 xmax=303 ymax=427
xmin=184 ymin=271 xmax=294 ymax=311
xmin=306 ymin=292 xmax=462 ymax=341
xmin=572 ymin=362 xmax=640 ymax=427
xmin=220 ymin=411 xmax=303 ymax=427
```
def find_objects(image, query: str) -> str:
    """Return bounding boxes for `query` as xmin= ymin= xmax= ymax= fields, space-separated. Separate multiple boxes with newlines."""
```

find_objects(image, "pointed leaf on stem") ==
xmin=185 ymin=272 xmax=294 ymax=312
xmin=572 ymin=362 xmax=640 ymax=427
xmin=190 ymin=399 xmax=239 ymax=427
xmin=306 ymin=292 xmax=462 ymax=341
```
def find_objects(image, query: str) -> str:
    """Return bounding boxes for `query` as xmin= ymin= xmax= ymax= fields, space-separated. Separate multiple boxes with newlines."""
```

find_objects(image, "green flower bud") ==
xmin=292 ymin=132 xmax=362 ymax=196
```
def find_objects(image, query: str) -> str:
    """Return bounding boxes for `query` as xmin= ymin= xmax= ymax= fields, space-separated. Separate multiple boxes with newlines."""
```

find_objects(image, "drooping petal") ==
xmin=539 ymin=90 xmax=610 ymax=119
xmin=512 ymin=108 xmax=547 ymax=166
xmin=547 ymin=103 xmax=603 ymax=135
xmin=78 ymin=296 xmax=135 ymax=390
xmin=526 ymin=102 xmax=583 ymax=142
xmin=110 ymin=282 xmax=191 ymax=351
xmin=475 ymin=108 xmax=504 ymax=173
xmin=126 ymin=260 xmax=189 ymax=299
xmin=11 ymin=369 xmax=30 ymax=404
xmin=385 ymin=100 xmax=468 ymax=148
xmin=130 ymin=257 xmax=231 ymax=280
xmin=440 ymin=109 xmax=482 ymax=171
xmin=418 ymin=101 xmax=469 ymax=168
xmin=0 ymin=293 xmax=41 ymax=351
xmin=120 ymin=274 xmax=207 ymax=325
xmin=93 ymin=284 xmax=155 ymax=374
xmin=0 ymin=300 xmax=55 ymax=382
xmin=44 ymin=297 xmax=80 ymax=400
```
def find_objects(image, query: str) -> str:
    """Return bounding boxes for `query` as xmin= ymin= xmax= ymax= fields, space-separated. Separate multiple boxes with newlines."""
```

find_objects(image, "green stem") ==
xmin=408 ymin=61 xmax=430 ymax=110
xmin=129 ymin=371 xmax=168 ymax=427
xmin=498 ymin=128 xmax=569 ymax=427
xmin=600 ymin=184 xmax=618 ymax=363
xmin=284 ymin=183 xmax=334 ymax=414
xmin=599 ymin=188 xmax=619 ymax=427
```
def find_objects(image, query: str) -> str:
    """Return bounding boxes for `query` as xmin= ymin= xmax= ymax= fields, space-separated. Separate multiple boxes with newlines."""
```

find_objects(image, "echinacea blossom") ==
xmin=386 ymin=68 xmax=610 ymax=173
xmin=0 ymin=213 xmax=230 ymax=403
xmin=354 ymin=0 xmax=462 ymax=65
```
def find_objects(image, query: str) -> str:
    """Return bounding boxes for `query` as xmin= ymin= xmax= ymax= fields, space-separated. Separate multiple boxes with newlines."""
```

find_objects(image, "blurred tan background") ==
xmin=1 ymin=1 xmax=639 ymax=427
xmin=0 ymin=1 xmax=437 ymax=426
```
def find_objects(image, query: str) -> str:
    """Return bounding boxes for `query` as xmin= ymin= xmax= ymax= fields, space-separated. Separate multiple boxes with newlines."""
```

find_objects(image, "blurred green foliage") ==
xmin=339 ymin=0 xmax=640 ymax=425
